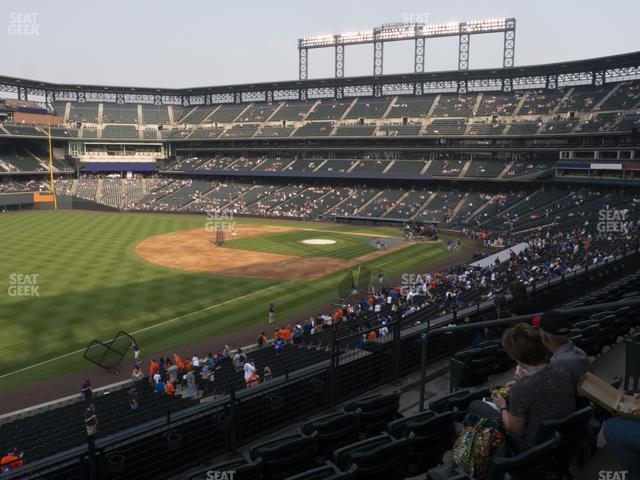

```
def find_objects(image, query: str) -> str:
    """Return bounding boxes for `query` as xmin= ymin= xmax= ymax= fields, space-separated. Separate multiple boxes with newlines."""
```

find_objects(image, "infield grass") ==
xmin=0 ymin=210 xmax=461 ymax=391
xmin=223 ymin=230 xmax=376 ymax=258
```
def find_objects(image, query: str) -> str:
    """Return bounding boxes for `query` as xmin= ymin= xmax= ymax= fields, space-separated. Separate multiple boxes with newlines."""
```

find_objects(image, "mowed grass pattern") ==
xmin=0 ymin=211 xmax=458 ymax=391
xmin=223 ymin=230 xmax=376 ymax=259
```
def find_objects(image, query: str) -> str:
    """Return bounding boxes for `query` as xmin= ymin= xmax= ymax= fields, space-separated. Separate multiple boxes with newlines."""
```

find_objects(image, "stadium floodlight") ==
xmin=376 ymin=23 xmax=418 ymax=41
xmin=299 ymin=34 xmax=335 ymax=48
xmin=421 ymin=21 xmax=461 ymax=36
xmin=465 ymin=18 xmax=508 ymax=33
xmin=337 ymin=30 xmax=374 ymax=45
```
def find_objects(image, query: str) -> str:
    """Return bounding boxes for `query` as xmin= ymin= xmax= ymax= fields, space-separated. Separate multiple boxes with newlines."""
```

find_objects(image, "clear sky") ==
xmin=2 ymin=0 xmax=638 ymax=88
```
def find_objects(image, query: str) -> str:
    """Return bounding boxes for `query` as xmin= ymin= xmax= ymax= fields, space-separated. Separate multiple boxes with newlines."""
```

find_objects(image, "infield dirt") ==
xmin=136 ymin=224 xmax=414 ymax=281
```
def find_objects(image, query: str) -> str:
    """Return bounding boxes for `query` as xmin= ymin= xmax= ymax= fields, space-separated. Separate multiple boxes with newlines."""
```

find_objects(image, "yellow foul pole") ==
xmin=47 ymin=124 xmax=57 ymax=209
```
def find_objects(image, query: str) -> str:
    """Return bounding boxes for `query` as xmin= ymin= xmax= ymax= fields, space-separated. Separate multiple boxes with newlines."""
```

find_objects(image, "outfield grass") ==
xmin=223 ymin=230 xmax=376 ymax=259
xmin=0 ymin=211 xmax=459 ymax=391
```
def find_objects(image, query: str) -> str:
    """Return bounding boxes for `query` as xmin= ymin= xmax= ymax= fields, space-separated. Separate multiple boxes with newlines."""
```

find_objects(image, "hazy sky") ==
xmin=2 ymin=0 xmax=638 ymax=88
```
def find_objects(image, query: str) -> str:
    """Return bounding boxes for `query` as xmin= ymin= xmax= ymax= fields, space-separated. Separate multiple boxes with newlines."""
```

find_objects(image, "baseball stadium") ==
xmin=1 ymin=2 xmax=640 ymax=479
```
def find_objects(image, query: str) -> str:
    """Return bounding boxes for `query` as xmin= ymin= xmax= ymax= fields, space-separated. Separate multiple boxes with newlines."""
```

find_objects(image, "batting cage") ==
xmin=84 ymin=331 xmax=135 ymax=374
xmin=337 ymin=265 xmax=373 ymax=302
xmin=215 ymin=225 xmax=226 ymax=247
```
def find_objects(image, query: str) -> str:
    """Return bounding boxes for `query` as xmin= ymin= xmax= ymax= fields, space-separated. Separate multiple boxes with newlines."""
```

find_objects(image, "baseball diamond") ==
xmin=0 ymin=211 xmax=459 ymax=391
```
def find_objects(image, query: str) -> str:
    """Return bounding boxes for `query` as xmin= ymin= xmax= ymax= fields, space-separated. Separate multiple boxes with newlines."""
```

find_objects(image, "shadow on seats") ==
xmin=387 ymin=410 xmax=456 ymax=475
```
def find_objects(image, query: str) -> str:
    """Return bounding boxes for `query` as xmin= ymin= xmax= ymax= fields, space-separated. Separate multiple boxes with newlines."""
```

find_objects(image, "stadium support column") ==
xmin=458 ymin=23 xmax=469 ymax=70
xmin=335 ymin=41 xmax=344 ymax=78
xmin=414 ymin=37 xmax=425 ymax=73
xmin=373 ymin=39 xmax=384 ymax=76
xmin=503 ymin=18 xmax=516 ymax=68
xmin=299 ymin=46 xmax=308 ymax=80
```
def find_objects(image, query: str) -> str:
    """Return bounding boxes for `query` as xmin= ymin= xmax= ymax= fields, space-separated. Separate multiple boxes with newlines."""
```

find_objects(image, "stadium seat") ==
xmin=300 ymin=411 xmax=361 ymax=457
xmin=249 ymin=432 xmax=319 ymax=480
xmin=386 ymin=410 xmax=456 ymax=474
xmin=427 ymin=432 xmax=561 ymax=480
xmin=429 ymin=389 xmax=491 ymax=419
xmin=624 ymin=339 xmax=640 ymax=392
xmin=344 ymin=394 xmax=401 ymax=436
xmin=332 ymin=433 xmax=412 ymax=480
xmin=532 ymin=406 xmax=593 ymax=477
xmin=450 ymin=345 xmax=499 ymax=390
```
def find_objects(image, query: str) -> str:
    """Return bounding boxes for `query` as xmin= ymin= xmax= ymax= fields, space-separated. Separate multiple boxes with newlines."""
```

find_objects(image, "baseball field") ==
xmin=0 ymin=210 xmax=464 ymax=393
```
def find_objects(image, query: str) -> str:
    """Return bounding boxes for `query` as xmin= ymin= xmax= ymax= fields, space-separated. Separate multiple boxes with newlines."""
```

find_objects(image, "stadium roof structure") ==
xmin=1 ymin=50 xmax=639 ymax=106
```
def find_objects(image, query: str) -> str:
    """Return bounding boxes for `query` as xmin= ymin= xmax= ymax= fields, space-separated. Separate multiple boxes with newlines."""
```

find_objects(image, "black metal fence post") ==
xmin=87 ymin=435 xmax=97 ymax=480
xmin=228 ymin=386 xmax=238 ymax=455
xmin=392 ymin=318 xmax=402 ymax=385
xmin=329 ymin=326 xmax=338 ymax=408
xmin=419 ymin=332 xmax=428 ymax=412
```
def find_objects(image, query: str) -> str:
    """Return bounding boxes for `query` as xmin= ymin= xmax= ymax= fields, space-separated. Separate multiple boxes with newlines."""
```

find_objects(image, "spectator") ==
xmin=164 ymin=380 xmax=175 ymax=397
xmin=173 ymin=353 xmax=184 ymax=371
xmin=490 ymin=323 xmax=576 ymax=443
xmin=538 ymin=310 xmax=593 ymax=389
xmin=303 ymin=318 xmax=313 ymax=335
xmin=214 ymin=350 xmax=224 ymax=364
xmin=258 ymin=331 xmax=268 ymax=347
xmin=602 ymin=399 xmax=640 ymax=480
xmin=149 ymin=359 xmax=159 ymax=383
xmin=130 ymin=339 xmax=140 ymax=361
xmin=131 ymin=365 xmax=143 ymax=384
xmin=280 ymin=325 xmax=292 ymax=343
xmin=185 ymin=368 xmax=197 ymax=400
xmin=128 ymin=388 xmax=139 ymax=410
xmin=80 ymin=380 xmax=92 ymax=401
xmin=201 ymin=365 xmax=215 ymax=396
xmin=274 ymin=337 xmax=286 ymax=355
xmin=153 ymin=377 xmax=165 ymax=394
xmin=158 ymin=357 xmax=166 ymax=377
xmin=222 ymin=344 xmax=232 ymax=361
xmin=84 ymin=404 xmax=97 ymax=437
xmin=244 ymin=360 xmax=256 ymax=384
xmin=247 ymin=371 xmax=261 ymax=388
xmin=167 ymin=361 xmax=180 ymax=384
xmin=206 ymin=352 xmax=215 ymax=368
xmin=233 ymin=348 xmax=246 ymax=371
xmin=293 ymin=324 xmax=303 ymax=344
xmin=1 ymin=448 xmax=24 ymax=472
xmin=508 ymin=281 xmax=536 ymax=316
xmin=268 ymin=303 xmax=275 ymax=324
xmin=191 ymin=354 xmax=200 ymax=368
xmin=263 ymin=366 xmax=272 ymax=381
